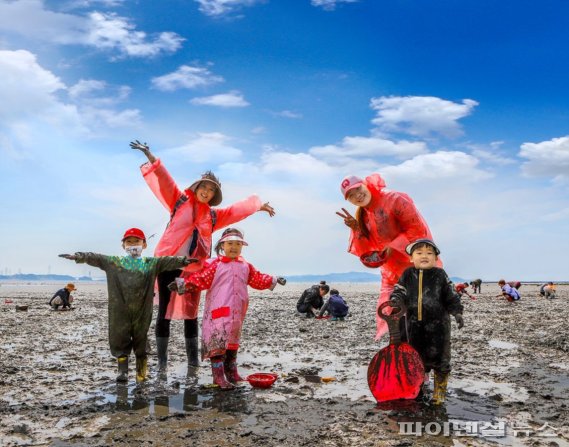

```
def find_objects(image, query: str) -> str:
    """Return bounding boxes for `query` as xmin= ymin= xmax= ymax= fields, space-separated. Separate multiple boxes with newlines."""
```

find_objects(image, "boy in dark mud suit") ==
xmin=59 ymin=228 xmax=195 ymax=383
xmin=390 ymin=239 xmax=464 ymax=405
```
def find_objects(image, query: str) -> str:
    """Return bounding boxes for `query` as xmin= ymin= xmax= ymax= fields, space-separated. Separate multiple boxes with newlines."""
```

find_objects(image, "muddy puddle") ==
xmin=1 ymin=282 xmax=568 ymax=446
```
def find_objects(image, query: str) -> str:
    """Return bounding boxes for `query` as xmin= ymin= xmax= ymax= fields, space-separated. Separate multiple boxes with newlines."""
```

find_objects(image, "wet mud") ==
xmin=1 ymin=282 xmax=568 ymax=446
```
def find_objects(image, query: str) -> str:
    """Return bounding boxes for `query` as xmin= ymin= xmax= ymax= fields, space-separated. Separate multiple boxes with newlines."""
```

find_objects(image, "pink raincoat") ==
xmin=183 ymin=256 xmax=276 ymax=359
xmin=347 ymin=174 xmax=441 ymax=340
xmin=141 ymin=158 xmax=262 ymax=319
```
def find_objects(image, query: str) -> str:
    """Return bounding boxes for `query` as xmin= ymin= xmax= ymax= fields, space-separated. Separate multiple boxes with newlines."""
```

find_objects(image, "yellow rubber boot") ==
xmin=432 ymin=371 xmax=449 ymax=405
xmin=136 ymin=356 xmax=148 ymax=383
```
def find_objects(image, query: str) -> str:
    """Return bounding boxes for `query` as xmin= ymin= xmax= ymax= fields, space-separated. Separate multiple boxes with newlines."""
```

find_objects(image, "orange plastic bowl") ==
xmin=247 ymin=373 xmax=278 ymax=389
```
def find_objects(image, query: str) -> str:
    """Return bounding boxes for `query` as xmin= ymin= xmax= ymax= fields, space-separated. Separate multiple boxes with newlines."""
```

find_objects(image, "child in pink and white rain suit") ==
xmin=130 ymin=140 xmax=275 ymax=371
xmin=172 ymin=228 xmax=286 ymax=390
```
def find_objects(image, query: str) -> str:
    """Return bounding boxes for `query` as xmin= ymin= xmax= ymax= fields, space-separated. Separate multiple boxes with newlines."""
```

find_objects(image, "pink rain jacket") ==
xmin=347 ymin=174 xmax=440 ymax=340
xmin=141 ymin=159 xmax=262 ymax=319
xmin=184 ymin=256 xmax=276 ymax=359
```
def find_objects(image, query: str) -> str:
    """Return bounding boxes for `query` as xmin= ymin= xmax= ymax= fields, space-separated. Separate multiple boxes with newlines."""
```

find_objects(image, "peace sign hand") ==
xmin=336 ymin=208 xmax=358 ymax=230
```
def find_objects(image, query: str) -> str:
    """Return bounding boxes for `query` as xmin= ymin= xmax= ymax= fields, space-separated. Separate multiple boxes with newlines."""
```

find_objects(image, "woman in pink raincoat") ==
xmin=336 ymin=174 xmax=440 ymax=340
xmin=130 ymin=141 xmax=275 ymax=372
xmin=171 ymin=228 xmax=286 ymax=389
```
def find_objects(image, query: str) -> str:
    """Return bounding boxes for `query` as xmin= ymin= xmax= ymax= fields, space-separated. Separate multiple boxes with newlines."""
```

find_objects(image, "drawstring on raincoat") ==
xmin=418 ymin=269 xmax=423 ymax=321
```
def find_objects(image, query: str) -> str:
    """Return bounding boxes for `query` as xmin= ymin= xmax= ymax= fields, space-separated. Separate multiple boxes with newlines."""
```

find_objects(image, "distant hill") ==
xmin=0 ymin=274 xmax=92 ymax=281
xmin=286 ymin=271 xmax=381 ymax=283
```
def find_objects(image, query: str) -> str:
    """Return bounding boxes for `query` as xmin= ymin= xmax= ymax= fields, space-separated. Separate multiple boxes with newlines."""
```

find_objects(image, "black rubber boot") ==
xmin=185 ymin=337 xmax=200 ymax=367
xmin=156 ymin=337 xmax=169 ymax=376
xmin=116 ymin=355 xmax=128 ymax=382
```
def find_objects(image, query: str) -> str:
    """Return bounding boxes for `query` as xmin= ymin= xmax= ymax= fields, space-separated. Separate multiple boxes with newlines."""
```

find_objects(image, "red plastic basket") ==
xmin=247 ymin=373 xmax=278 ymax=389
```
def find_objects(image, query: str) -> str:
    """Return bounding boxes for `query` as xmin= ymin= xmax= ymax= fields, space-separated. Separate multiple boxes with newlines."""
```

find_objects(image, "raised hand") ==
xmin=335 ymin=208 xmax=358 ymax=230
xmin=260 ymin=202 xmax=275 ymax=217
xmin=129 ymin=140 xmax=156 ymax=163
xmin=277 ymin=277 xmax=287 ymax=286
xmin=129 ymin=140 xmax=150 ymax=152
xmin=58 ymin=254 xmax=77 ymax=261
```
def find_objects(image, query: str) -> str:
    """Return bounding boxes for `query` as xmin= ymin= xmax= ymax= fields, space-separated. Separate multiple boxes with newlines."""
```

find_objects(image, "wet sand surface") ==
xmin=1 ymin=282 xmax=568 ymax=446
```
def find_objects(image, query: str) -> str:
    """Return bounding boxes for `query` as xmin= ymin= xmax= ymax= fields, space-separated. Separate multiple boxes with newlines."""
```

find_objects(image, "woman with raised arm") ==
xmin=130 ymin=140 xmax=275 ymax=374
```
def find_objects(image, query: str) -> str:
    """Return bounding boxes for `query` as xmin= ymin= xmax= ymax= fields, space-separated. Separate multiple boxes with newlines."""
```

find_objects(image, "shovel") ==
xmin=367 ymin=301 xmax=425 ymax=402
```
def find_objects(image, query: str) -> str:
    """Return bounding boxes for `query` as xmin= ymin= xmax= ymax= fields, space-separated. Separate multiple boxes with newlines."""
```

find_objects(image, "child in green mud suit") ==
xmin=59 ymin=228 xmax=196 ymax=383
xmin=389 ymin=238 xmax=464 ymax=405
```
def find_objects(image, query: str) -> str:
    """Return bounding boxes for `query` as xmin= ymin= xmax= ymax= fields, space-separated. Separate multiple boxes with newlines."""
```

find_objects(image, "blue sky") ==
xmin=1 ymin=0 xmax=568 ymax=281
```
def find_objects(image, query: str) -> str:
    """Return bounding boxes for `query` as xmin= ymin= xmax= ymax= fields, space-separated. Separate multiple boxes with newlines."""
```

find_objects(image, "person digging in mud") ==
xmin=455 ymin=282 xmax=475 ymax=300
xmin=389 ymin=239 xmax=464 ymax=405
xmin=470 ymin=278 xmax=482 ymax=293
xmin=130 ymin=140 xmax=275 ymax=374
xmin=169 ymin=228 xmax=286 ymax=390
xmin=539 ymin=282 xmax=556 ymax=299
xmin=318 ymin=288 xmax=349 ymax=320
xmin=497 ymin=279 xmax=521 ymax=302
xmin=296 ymin=281 xmax=329 ymax=318
xmin=59 ymin=228 xmax=196 ymax=383
xmin=48 ymin=283 xmax=76 ymax=310
xmin=336 ymin=174 xmax=440 ymax=341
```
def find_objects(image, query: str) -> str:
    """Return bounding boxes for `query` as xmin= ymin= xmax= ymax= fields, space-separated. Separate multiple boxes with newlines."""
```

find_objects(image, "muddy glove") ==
xmin=276 ymin=277 xmax=286 ymax=286
xmin=129 ymin=139 xmax=150 ymax=152
xmin=183 ymin=257 xmax=199 ymax=265
xmin=360 ymin=250 xmax=385 ymax=268
xmin=168 ymin=278 xmax=186 ymax=294
xmin=454 ymin=314 xmax=464 ymax=329
xmin=58 ymin=253 xmax=77 ymax=261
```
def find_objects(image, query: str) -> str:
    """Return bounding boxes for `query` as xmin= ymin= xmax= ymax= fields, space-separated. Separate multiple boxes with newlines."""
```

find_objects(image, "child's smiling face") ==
xmin=410 ymin=244 xmax=438 ymax=269
xmin=195 ymin=182 xmax=217 ymax=204
xmin=221 ymin=240 xmax=243 ymax=259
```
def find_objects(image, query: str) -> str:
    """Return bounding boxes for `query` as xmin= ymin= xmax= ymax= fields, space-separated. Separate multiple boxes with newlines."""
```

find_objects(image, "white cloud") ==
xmin=193 ymin=0 xmax=262 ymax=17
xmin=274 ymin=110 xmax=303 ymax=119
xmin=380 ymin=151 xmax=490 ymax=181
xmin=85 ymin=11 xmax=183 ymax=57
xmin=64 ymin=0 xmax=127 ymax=9
xmin=151 ymin=65 xmax=224 ymax=92
xmin=68 ymin=79 xmax=131 ymax=106
xmin=162 ymin=132 xmax=243 ymax=164
xmin=471 ymin=149 xmax=517 ymax=165
xmin=0 ymin=0 xmax=183 ymax=58
xmin=190 ymin=90 xmax=250 ymax=107
xmin=370 ymin=96 xmax=478 ymax=138
xmin=0 ymin=49 xmax=141 ymax=158
xmin=519 ymin=136 xmax=569 ymax=180
xmin=311 ymin=0 xmax=359 ymax=11
xmin=310 ymin=135 xmax=428 ymax=166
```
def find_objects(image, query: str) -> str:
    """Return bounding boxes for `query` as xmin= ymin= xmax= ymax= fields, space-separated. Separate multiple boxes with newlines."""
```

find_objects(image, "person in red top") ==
xmin=130 ymin=140 xmax=275 ymax=374
xmin=336 ymin=174 xmax=440 ymax=340
xmin=455 ymin=282 xmax=475 ymax=300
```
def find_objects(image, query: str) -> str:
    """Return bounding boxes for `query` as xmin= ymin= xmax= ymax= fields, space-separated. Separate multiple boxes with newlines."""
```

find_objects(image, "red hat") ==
xmin=122 ymin=228 xmax=146 ymax=241
xmin=340 ymin=175 xmax=364 ymax=199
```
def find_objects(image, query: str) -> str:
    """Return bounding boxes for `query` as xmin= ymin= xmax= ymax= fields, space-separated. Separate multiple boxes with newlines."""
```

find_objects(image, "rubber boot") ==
xmin=116 ymin=355 xmax=128 ymax=383
xmin=432 ymin=371 xmax=449 ymax=405
xmin=211 ymin=357 xmax=234 ymax=390
xmin=136 ymin=355 xmax=148 ymax=383
xmin=156 ymin=337 xmax=169 ymax=375
xmin=224 ymin=349 xmax=244 ymax=383
xmin=185 ymin=337 xmax=200 ymax=367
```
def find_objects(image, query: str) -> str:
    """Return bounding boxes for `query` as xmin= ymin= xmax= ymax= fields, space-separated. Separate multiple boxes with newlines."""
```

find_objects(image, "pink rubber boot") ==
xmin=211 ymin=356 xmax=234 ymax=390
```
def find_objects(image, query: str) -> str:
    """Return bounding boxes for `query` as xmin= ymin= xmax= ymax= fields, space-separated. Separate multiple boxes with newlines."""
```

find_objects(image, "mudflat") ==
xmin=1 ymin=282 xmax=567 ymax=446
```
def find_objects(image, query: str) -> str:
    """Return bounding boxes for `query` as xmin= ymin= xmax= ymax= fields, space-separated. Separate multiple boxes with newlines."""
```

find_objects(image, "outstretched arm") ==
xmin=59 ymin=252 xmax=109 ymax=270
xmin=247 ymin=263 xmax=277 ymax=291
